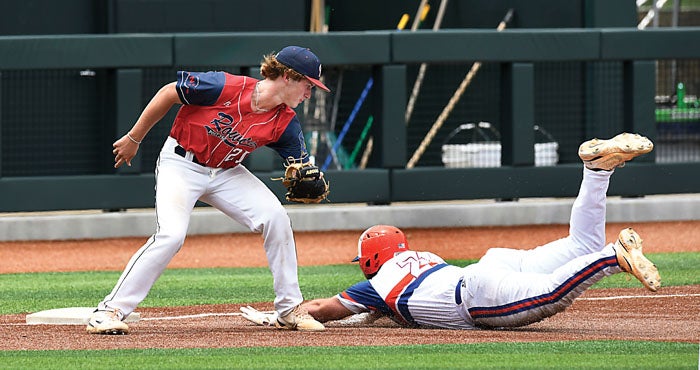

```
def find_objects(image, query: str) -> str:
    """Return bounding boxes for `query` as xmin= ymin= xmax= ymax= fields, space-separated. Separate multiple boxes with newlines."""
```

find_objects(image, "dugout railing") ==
xmin=0 ymin=29 xmax=699 ymax=212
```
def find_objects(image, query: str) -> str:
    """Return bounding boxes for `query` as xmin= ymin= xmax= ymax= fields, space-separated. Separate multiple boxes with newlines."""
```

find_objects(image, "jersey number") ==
xmin=395 ymin=253 xmax=439 ymax=278
xmin=224 ymin=148 xmax=250 ymax=164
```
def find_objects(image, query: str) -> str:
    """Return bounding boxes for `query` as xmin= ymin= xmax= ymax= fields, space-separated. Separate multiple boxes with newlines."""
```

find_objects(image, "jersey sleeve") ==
xmin=337 ymin=280 xmax=392 ymax=315
xmin=175 ymin=71 xmax=226 ymax=106
xmin=266 ymin=116 xmax=311 ymax=164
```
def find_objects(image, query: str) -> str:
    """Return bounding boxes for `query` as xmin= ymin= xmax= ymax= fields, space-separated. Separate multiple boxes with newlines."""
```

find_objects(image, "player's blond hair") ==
xmin=260 ymin=53 xmax=305 ymax=81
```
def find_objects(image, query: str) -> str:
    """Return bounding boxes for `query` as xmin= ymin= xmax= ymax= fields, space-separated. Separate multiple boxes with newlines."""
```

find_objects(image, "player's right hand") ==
xmin=112 ymin=134 xmax=139 ymax=168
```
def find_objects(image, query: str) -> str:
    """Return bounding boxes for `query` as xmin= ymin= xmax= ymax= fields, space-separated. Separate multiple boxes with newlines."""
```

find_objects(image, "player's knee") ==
xmin=155 ymin=227 xmax=188 ymax=247
xmin=479 ymin=247 xmax=525 ymax=268
xmin=256 ymin=204 xmax=292 ymax=233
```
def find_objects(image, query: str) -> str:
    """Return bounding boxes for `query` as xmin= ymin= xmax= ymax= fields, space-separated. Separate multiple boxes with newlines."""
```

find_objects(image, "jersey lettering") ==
xmin=207 ymin=112 xmax=258 ymax=149
xmin=395 ymin=254 xmax=441 ymax=277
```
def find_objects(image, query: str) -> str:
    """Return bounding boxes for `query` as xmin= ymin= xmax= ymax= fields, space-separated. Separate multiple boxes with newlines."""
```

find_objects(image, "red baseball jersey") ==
xmin=171 ymin=71 xmax=309 ymax=168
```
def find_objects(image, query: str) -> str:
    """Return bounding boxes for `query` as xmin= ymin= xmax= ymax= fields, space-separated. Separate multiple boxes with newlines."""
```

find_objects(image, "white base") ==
xmin=25 ymin=307 xmax=140 ymax=325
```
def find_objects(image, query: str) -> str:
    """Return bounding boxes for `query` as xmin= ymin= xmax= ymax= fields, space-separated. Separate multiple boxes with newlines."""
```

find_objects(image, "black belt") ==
xmin=455 ymin=277 xmax=464 ymax=305
xmin=174 ymin=145 xmax=205 ymax=166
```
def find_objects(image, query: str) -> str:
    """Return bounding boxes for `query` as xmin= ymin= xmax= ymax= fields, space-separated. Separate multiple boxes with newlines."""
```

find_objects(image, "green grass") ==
xmin=0 ymin=341 xmax=696 ymax=369
xmin=587 ymin=252 xmax=700 ymax=288
xmin=0 ymin=252 xmax=697 ymax=315
xmin=1 ymin=252 xmax=698 ymax=369
xmin=0 ymin=264 xmax=364 ymax=314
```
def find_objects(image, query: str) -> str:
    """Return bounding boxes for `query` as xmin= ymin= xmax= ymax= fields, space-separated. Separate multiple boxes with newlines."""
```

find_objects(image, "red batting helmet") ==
xmin=353 ymin=225 xmax=409 ymax=278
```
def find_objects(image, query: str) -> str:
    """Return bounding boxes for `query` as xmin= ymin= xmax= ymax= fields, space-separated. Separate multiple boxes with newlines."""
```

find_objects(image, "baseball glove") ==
xmin=273 ymin=158 xmax=330 ymax=204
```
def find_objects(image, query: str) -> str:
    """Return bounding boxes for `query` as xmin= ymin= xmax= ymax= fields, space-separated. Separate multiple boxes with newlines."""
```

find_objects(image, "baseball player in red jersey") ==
xmin=241 ymin=133 xmax=660 ymax=330
xmin=87 ymin=46 xmax=330 ymax=334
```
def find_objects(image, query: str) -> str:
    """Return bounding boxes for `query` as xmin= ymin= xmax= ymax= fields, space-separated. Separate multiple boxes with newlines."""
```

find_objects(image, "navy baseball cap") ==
xmin=275 ymin=46 xmax=331 ymax=92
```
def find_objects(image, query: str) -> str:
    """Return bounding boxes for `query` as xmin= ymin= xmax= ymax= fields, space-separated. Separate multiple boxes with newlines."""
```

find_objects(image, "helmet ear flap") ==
xmin=368 ymin=253 xmax=379 ymax=270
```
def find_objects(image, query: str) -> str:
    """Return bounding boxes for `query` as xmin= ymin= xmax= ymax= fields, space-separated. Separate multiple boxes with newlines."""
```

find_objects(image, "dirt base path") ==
xmin=1 ymin=220 xmax=699 ymax=350
xmin=1 ymin=221 xmax=698 ymax=273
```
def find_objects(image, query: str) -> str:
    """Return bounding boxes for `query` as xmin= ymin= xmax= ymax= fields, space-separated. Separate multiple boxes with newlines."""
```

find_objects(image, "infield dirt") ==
xmin=1 ymin=220 xmax=698 ymax=350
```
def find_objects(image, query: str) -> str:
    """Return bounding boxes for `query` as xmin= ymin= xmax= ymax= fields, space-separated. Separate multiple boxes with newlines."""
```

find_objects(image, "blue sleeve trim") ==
xmin=176 ymin=71 xmax=225 ymax=106
xmin=267 ymin=116 xmax=310 ymax=163
xmin=344 ymin=281 xmax=392 ymax=315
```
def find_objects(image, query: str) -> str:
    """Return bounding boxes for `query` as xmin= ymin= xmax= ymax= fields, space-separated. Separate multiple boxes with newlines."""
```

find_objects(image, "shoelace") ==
xmin=293 ymin=306 xmax=313 ymax=319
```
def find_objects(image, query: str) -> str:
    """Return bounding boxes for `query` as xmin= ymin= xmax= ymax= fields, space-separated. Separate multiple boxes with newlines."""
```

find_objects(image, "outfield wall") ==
xmin=2 ymin=193 xmax=699 ymax=241
xmin=1 ymin=29 xmax=699 ymax=212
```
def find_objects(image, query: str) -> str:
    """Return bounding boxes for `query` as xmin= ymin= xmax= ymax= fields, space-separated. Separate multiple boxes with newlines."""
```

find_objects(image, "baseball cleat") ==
xmin=613 ymin=228 xmax=661 ymax=292
xmin=578 ymin=133 xmax=653 ymax=171
xmin=275 ymin=305 xmax=325 ymax=332
xmin=86 ymin=309 xmax=129 ymax=335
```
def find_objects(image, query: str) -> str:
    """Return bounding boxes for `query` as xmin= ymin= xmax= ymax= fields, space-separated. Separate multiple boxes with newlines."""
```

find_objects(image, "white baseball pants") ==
xmin=459 ymin=167 xmax=623 ymax=328
xmin=98 ymin=137 xmax=303 ymax=317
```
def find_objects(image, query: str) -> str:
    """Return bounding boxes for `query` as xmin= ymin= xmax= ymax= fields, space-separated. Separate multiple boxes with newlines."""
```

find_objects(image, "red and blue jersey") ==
xmin=170 ymin=71 xmax=309 ymax=168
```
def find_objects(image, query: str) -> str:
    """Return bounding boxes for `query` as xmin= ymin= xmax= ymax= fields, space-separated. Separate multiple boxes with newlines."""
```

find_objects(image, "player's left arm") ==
xmin=269 ymin=117 xmax=329 ymax=203
xmin=267 ymin=117 xmax=310 ymax=163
